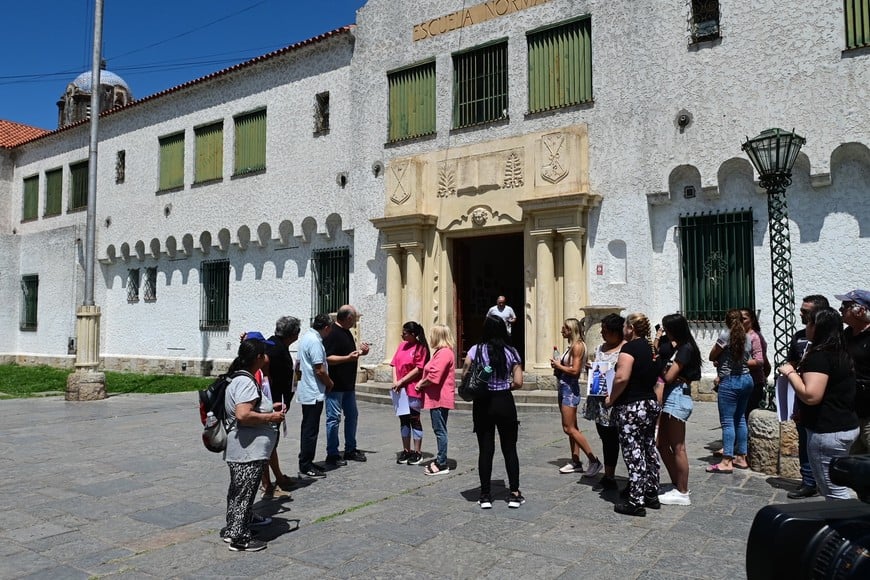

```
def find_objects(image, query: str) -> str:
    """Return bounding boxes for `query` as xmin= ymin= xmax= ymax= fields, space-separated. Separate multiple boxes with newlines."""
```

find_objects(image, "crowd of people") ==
xmin=216 ymin=288 xmax=870 ymax=549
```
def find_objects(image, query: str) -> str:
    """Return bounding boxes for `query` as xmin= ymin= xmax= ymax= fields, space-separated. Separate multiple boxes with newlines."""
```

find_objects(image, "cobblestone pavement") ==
xmin=0 ymin=393 xmax=811 ymax=579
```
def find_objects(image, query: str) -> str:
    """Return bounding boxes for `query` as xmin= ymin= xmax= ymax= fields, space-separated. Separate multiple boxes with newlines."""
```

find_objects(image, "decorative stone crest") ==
xmin=503 ymin=152 xmax=524 ymax=188
xmin=390 ymin=161 xmax=411 ymax=205
xmin=541 ymin=132 xmax=568 ymax=184
xmin=471 ymin=208 xmax=489 ymax=226
xmin=437 ymin=164 xmax=456 ymax=197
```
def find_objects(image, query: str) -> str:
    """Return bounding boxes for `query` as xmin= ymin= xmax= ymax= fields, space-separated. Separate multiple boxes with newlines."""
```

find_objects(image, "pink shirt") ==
xmin=390 ymin=341 xmax=427 ymax=393
xmin=420 ymin=347 xmax=456 ymax=410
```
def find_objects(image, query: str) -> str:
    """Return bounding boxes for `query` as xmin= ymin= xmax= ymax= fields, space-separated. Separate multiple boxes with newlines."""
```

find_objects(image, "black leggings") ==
xmin=596 ymin=423 xmax=620 ymax=468
xmin=473 ymin=391 xmax=520 ymax=496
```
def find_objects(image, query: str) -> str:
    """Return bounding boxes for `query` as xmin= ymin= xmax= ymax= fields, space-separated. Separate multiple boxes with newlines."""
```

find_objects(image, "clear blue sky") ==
xmin=0 ymin=0 xmax=367 ymax=130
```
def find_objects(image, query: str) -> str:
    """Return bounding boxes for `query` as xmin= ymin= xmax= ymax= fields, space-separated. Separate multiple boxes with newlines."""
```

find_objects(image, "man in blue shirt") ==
xmin=296 ymin=314 xmax=334 ymax=479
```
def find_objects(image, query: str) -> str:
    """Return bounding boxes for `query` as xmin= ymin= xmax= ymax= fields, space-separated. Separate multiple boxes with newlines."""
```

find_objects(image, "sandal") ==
xmin=705 ymin=464 xmax=733 ymax=474
xmin=424 ymin=462 xmax=450 ymax=476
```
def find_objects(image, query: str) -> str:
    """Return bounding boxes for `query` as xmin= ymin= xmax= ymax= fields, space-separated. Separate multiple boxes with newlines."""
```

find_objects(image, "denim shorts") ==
xmin=558 ymin=380 xmax=581 ymax=408
xmin=661 ymin=382 xmax=693 ymax=422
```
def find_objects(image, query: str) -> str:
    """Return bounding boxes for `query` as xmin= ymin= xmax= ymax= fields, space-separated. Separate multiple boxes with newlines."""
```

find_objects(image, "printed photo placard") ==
xmin=587 ymin=361 xmax=614 ymax=397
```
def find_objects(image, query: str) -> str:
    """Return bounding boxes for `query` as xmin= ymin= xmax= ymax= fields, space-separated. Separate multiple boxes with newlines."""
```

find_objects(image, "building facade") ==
xmin=2 ymin=0 xmax=869 ymax=380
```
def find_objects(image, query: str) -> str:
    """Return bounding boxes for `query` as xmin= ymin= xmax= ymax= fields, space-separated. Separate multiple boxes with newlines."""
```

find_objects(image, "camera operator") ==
xmin=835 ymin=290 xmax=870 ymax=457
xmin=779 ymin=307 xmax=858 ymax=500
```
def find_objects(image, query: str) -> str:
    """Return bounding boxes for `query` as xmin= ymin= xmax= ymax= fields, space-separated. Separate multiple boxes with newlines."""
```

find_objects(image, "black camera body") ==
xmin=746 ymin=455 xmax=870 ymax=579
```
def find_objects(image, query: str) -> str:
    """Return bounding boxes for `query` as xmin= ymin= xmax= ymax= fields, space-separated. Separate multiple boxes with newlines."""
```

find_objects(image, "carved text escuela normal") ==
xmin=412 ymin=0 xmax=552 ymax=41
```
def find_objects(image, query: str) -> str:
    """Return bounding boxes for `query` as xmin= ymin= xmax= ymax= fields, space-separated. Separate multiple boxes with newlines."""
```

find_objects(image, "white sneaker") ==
xmin=583 ymin=460 xmax=603 ymax=478
xmin=559 ymin=461 xmax=582 ymax=474
xmin=658 ymin=489 xmax=691 ymax=506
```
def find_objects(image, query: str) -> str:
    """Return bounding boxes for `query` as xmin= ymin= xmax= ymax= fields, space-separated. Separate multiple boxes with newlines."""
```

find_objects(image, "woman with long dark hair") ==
xmin=655 ymin=314 xmax=701 ymax=506
xmin=779 ymin=308 xmax=858 ymax=500
xmin=390 ymin=321 xmax=431 ymax=466
xmin=464 ymin=314 xmax=524 ymax=509
xmin=742 ymin=308 xmax=771 ymax=418
xmin=221 ymin=336 xmax=286 ymax=552
xmin=607 ymin=312 xmax=661 ymax=516
xmin=708 ymin=309 xmax=762 ymax=473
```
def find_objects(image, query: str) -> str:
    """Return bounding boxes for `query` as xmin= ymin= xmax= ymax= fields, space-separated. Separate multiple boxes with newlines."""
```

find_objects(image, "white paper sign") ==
xmin=391 ymin=388 xmax=410 ymax=416
xmin=776 ymin=375 xmax=796 ymax=422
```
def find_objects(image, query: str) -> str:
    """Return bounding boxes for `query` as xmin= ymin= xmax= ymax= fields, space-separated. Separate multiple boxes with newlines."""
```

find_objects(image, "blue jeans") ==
xmin=325 ymin=390 xmax=359 ymax=457
xmin=807 ymin=428 xmax=859 ymax=500
xmin=430 ymin=408 xmax=449 ymax=466
xmin=717 ymin=374 xmax=754 ymax=457
xmin=797 ymin=423 xmax=816 ymax=488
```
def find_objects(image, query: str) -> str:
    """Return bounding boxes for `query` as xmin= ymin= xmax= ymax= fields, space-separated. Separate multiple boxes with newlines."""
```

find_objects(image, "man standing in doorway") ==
xmin=323 ymin=305 xmax=370 ymax=466
xmin=297 ymin=314 xmax=333 ymax=479
xmin=786 ymin=294 xmax=829 ymax=499
xmin=836 ymin=290 xmax=870 ymax=456
xmin=487 ymin=295 xmax=517 ymax=336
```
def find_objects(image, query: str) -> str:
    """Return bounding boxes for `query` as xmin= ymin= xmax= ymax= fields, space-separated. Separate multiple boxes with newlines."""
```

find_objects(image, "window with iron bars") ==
xmin=200 ymin=260 xmax=230 ymax=330
xmin=845 ymin=0 xmax=870 ymax=50
xmin=126 ymin=268 xmax=140 ymax=303
xmin=453 ymin=41 xmax=508 ymax=129
xmin=314 ymin=91 xmax=330 ymax=135
xmin=678 ymin=210 xmax=755 ymax=322
xmin=689 ymin=0 xmax=720 ymax=44
xmin=20 ymin=275 xmax=38 ymax=331
xmin=311 ymin=248 xmax=349 ymax=317
xmin=143 ymin=267 xmax=157 ymax=302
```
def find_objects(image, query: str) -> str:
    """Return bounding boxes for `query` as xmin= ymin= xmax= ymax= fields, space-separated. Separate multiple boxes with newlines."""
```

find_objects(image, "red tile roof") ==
xmin=0 ymin=119 xmax=50 ymax=148
xmin=7 ymin=26 xmax=354 ymax=149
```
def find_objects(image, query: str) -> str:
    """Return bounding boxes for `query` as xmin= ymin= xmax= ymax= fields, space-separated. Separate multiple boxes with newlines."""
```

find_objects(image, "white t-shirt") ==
xmin=487 ymin=305 xmax=517 ymax=334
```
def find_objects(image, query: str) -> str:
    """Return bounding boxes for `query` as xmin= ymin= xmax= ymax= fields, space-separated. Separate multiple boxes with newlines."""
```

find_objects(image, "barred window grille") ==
xmin=22 ymin=175 xmax=38 ymax=221
xmin=200 ymin=260 xmax=230 ymax=330
xmin=845 ymin=0 xmax=870 ymax=49
xmin=311 ymin=248 xmax=349 ymax=316
xmin=234 ymin=109 xmax=267 ymax=176
xmin=143 ymin=267 xmax=157 ymax=302
xmin=158 ymin=132 xmax=185 ymax=191
xmin=126 ymin=269 xmax=140 ymax=303
xmin=116 ymin=150 xmax=126 ymax=184
xmin=70 ymin=161 xmax=88 ymax=210
xmin=314 ymin=91 xmax=330 ymax=135
xmin=453 ymin=42 xmax=508 ymax=129
xmin=678 ymin=210 xmax=755 ymax=322
xmin=45 ymin=169 xmax=62 ymax=216
xmin=388 ymin=61 xmax=436 ymax=142
xmin=195 ymin=122 xmax=223 ymax=183
xmin=527 ymin=17 xmax=593 ymax=114
xmin=20 ymin=275 xmax=38 ymax=331
xmin=690 ymin=0 xmax=720 ymax=43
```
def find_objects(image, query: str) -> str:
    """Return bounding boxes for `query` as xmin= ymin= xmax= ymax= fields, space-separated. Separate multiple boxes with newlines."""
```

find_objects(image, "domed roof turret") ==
xmin=71 ymin=69 xmax=130 ymax=92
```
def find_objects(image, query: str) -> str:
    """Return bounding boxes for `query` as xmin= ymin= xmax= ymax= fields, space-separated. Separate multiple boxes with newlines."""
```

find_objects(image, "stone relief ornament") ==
xmin=471 ymin=208 xmax=489 ymax=226
xmin=503 ymin=152 xmax=524 ymax=189
xmin=389 ymin=161 xmax=411 ymax=205
xmin=541 ymin=132 xmax=568 ymax=184
xmin=437 ymin=164 xmax=457 ymax=197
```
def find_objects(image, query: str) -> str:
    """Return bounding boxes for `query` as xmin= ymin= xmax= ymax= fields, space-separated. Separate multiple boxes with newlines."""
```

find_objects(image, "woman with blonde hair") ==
xmin=606 ymin=313 xmax=661 ymax=516
xmin=551 ymin=318 xmax=602 ymax=475
xmin=415 ymin=324 xmax=456 ymax=475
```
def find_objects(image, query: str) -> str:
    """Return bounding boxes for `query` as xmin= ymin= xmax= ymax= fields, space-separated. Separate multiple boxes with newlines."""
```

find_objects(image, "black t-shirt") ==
xmin=613 ymin=338 xmax=658 ymax=406
xmin=266 ymin=335 xmax=293 ymax=405
xmin=845 ymin=326 xmax=870 ymax=417
xmin=798 ymin=350 xmax=858 ymax=433
xmin=323 ymin=324 xmax=358 ymax=392
xmin=788 ymin=328 xmax=810 ymax=364
xmin=657 ymin=340 xmax=701 ymax=382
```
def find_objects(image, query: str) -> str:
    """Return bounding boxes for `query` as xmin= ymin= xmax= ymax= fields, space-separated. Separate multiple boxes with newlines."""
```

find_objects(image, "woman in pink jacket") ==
xmin=415 ymin=324 xmax=456 ymax=475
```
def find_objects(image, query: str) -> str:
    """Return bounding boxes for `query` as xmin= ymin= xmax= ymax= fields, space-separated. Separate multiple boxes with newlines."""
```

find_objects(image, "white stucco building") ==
xmin=2 ymin=0 xmax=869 ymax=381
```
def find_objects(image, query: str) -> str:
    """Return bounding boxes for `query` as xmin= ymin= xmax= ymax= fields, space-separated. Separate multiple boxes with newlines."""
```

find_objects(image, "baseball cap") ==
xmin=244 ymin=331 xmax=276 ymax=346
xmin=834 ymin=289 xmax=870 ymax=308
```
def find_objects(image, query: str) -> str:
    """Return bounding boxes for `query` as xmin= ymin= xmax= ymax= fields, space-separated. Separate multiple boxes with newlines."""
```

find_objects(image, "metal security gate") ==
xmin=311 ymin=248 xmax=349 ymax=317
xmin=200 ymin=260 xmax=229 ymax=330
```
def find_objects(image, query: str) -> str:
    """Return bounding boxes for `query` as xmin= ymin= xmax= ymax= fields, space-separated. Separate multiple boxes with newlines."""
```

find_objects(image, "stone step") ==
xmin=354 ymin=381 xmax=558 ymax=413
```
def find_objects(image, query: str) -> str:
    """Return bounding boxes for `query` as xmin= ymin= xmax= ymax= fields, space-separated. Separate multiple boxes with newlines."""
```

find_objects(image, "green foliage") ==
xmin=0 ymin=363 xmax=213 ymax=398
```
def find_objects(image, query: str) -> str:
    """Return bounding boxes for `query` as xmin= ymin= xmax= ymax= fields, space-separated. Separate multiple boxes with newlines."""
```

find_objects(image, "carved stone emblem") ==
xmin=437 ymin=164 xmax=456 ymax=197
xmin=541 ymin=132 xmax=568 ymax=184
xmin=503 ymin=152 xmax=524 ymax=189
xmin=471 ymin=208 xmax=488 ymax=226
xmin=390 ymin=161 xmax=411 ymax=205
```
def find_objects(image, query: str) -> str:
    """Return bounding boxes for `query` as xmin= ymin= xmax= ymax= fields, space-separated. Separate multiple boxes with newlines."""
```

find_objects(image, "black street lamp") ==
xmin=741 ymin=128 xmax=806 ymax=411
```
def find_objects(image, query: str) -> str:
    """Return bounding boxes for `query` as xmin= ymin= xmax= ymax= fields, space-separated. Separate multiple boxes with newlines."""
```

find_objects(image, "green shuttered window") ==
xmin=200 ymin=260 xmax=230 ymax=330
xmin=388 ymin=62 xmax=436 ymax=142
xmin=195 ymin=122 xmax=223 ymax=184
xmin=45 ymin=169 xmax=62 ymax=216
xmin=22 ymin=176 xmax=38 ymax=221
xmin=679 ymin=211 xmax=755 ymax=321
xmin=527 ymin=17 xmax=592 ymax=113
xmin=453 ymin=42 xmax=508 ymax=129
xmin=20 ymin=275 xmax=38 ymax=331
xmin=159 ymin=132 xmax=185 ymax=191
xmin=70 ymin=161 xmax=88 ymax=210
xmin=845 ymin=0 xmax=870 ymax=49
xmin=234 ymin=110 xmax=267 ymax=176
xmin=312 ymin=248 xmax=349 ymax=316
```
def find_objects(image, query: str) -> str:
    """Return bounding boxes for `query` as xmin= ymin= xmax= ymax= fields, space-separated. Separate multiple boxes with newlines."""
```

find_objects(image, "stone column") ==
xmin=561 ymin=228 xmax=584 ymax=321
xmin=533 ymin=233 xmax=556 ymax=368
xmin=404 ymin=244 xmax=424 ymax=324
xmin=66 ymin=305 xmax=107 ymax=400
xmin=384 ymin=247 xmax=403 ymax=364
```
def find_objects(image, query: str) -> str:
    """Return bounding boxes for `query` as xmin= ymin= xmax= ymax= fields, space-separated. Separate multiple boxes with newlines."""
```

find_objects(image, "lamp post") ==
xmin=741 ymin=128 xmax=806 ymax=411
